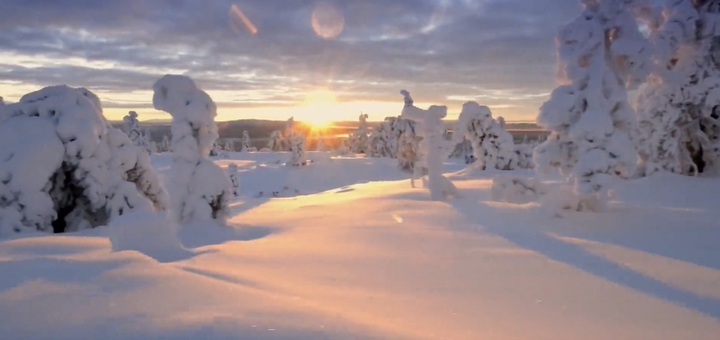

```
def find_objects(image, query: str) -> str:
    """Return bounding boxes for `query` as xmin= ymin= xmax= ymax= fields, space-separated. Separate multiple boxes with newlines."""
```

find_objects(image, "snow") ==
xmin=0 ymin=86 xmax=168 ymax=236
xmin=400 ymin=90 xmax=457 ymax=200
xmin=1 ymin=152 xmax=720 ymax=339
xmin=152 ymin=75 xmax=232 ymax=224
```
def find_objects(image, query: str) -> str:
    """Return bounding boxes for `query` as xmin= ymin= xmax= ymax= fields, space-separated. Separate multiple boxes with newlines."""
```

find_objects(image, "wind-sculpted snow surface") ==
xmin=152 ymin=75 xmax=232 ymax=224
xmin=0 ymin=86 xmax=168 ymax=236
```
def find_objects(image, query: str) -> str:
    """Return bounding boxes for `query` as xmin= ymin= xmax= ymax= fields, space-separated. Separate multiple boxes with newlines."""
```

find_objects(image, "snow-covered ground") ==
xmin=1 ymin=152 xmax=719 ymax=339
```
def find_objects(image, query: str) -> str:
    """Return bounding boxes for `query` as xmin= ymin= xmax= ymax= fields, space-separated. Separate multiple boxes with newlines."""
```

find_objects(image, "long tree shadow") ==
xmin=449 ymin=199 xmax=720 ymax=320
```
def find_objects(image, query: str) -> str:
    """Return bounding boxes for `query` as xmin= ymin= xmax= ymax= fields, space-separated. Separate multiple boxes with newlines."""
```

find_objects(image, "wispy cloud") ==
xmin=0 ymin=0 xmax=581 ymax=120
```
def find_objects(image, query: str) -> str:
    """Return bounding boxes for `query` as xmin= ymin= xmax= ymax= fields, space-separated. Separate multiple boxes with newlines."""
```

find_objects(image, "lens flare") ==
xmin=311 ymin=2 xmax=345 ymax=40
xmin=229 ymin=4 xmax=258 ymax=35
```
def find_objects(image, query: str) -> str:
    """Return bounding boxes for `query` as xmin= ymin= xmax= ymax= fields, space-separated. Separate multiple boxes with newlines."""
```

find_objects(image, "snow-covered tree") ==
xmin=287 ymin=130 xmax=307 ymax=166
xmin=368 ymin=119 xmax=392 ymax=157
xmin=159 ymin=134 xmax=171 ymax=152
xmin=149 ymin=140 xmax=158 ymax=154
xmin=497 ymin=116 xmax=506 ymax=129
xmin=454 ymin=102 xmax=518 ymax=170
xmin=228 ymin=163 xmax=240 ymax=197
xmin=514 ymin=143 xmax=536 ymax=169
xmin=400 ymin=90 xmax=457 ymax=200
xmin=348 ymin=113 xmax=370 ymax=153
xmin=267 ymin=130 xmax=283 ymax=151
xmin=210 ymin=140 xmax=223 ymax=157
xmin=242 ymin=130 xmax=251 ymax=152
xmin=224 ymin=139 xmax=234 ymax=152
xmin=636 ymin=0 xmax=720 ymax=176
xmin=395 ymin=117 xmax=421 ymax=171
xmin=0 ymin=86 xmax=169 ymax=236
xmin=123 ymin=111 xmax=145 ymax=148
xmin=152 ymin=75 xmax=232 ymax=224
xmin=142 ymin=128 xmax=153 ymax=154
xmin=534 ymin=0 xmax=652 ymax=211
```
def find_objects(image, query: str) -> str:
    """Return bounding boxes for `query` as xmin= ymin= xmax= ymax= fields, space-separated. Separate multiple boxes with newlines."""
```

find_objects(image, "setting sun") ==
xmin=300 ymin=89 xmax=339 ymax=127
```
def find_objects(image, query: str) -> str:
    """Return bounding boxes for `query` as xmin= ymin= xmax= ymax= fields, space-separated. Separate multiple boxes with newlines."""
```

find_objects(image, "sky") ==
xmin=0 ymin=0 xmax=583 ymax=123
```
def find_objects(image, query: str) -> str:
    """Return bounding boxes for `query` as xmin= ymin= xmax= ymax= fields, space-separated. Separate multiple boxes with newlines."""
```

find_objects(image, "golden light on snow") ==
xmin=311 ymin=2 xmax=345 ymax=40
xmin=229 ymin=4 xmax=258 ymax=35
xmin=300 ymin=89 xmax=338 ymax=127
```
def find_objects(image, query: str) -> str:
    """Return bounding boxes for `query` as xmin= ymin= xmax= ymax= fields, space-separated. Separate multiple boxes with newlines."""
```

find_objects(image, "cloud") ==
xmin=0 ymin=0 xmax=582 ymax=120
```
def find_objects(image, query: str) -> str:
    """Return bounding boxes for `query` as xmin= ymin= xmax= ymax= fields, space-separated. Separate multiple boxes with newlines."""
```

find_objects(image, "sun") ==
xmin=300 ymin=89 xmax=338 ymax=127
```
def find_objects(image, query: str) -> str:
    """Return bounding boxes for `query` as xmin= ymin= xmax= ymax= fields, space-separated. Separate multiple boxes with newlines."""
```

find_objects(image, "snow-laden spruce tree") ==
xmin=287 ymin=129 xmax=307 ymax=166
xmin=497 ymin=116 xmax=506 ymax=129
xmin=0 ymin=86 xmax=169 ymax=236
xmin=534 ymin=0 xmax=653 ymax=211
xmin=267 ymin=130 xmax=283 ymax=151
xmin=368 ymin=120 xmax=392 ymax=157
xmin=348 ymin=113 xmax=370 ymax=153
xmin=514 ymin=142 xmax=536 ymax=169
xmin=224 ymin=139 xmax=234 ymax=152
xmin=242 ymin=130 xmax=251 ymax=152
xmin=123 ymin=111 xmax=146 ymax=148
xmin=636 ymin=0 xmax=720 ymax=176
xmin=159 ymin=134 xmax=171 ymax=152
xmin=454 ymin=102 xmax=518 ymax=170
xmin=395 ymin=117 xmax=420 ymax=171
xmin=228 ymin=163 xmax=240 ymax=197
xmin=152 ymin=75 xmax=232 ymax=224
xmin=400 ymin=90 xmax=457 ymax=200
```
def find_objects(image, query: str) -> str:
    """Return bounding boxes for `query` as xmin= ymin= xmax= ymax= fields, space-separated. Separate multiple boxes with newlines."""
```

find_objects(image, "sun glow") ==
xmin=300 ymin=89 xmax=339 ymax=127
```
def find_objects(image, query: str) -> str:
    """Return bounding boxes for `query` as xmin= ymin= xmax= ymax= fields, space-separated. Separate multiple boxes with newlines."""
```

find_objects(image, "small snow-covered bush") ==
xmin=400 ymin=90 xmax=457 ymax=200
xmin=152 ymin=75 xmax=232 ymax=224
xmin=454 ymin=102 xmax=518 ymax=170
xmin=0 ymin=86 xmax=169 ymax=236
xmin=491 ymin=177 xmax=548 ymax=204
xmin=228 ymin=163 xmax=240 ymax=196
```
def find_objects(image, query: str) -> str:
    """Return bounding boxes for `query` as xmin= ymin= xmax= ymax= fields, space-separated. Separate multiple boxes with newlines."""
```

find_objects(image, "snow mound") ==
xmin=108 ymin=211 xmax=191 ymax=262
xmin=491 ymin=176 xmax=549 ymax=204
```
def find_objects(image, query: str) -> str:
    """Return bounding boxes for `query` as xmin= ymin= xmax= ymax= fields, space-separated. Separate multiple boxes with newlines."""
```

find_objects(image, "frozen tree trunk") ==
xmin=152 ymin=75 xmax=232 ymax=224
xmin=400 ymin=90 xmax=457 ymax=200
